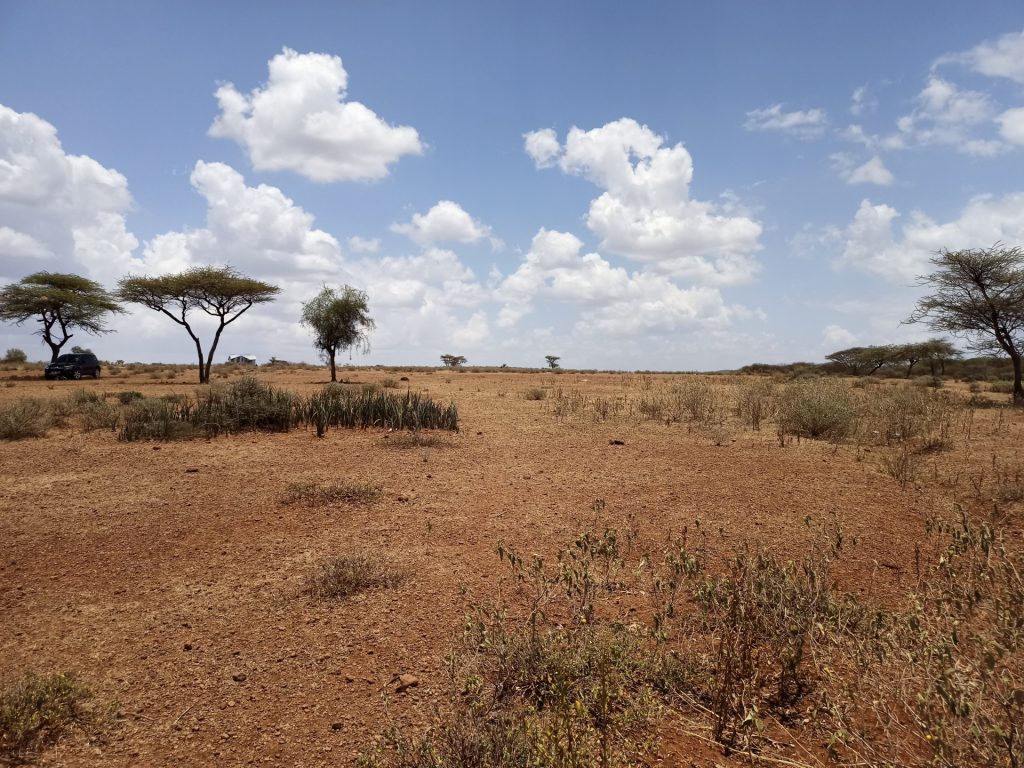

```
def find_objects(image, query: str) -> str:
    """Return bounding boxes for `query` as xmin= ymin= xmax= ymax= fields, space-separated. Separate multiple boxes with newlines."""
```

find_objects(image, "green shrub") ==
xmin=989 ymin=380 xmax=1015 ymax=394
xmin=735 ymin=378 xmax=776 ymax=430
xmin=0 ymin=398 xmax=50 ymax=440
xmin=778 ymin=379 xmax=856 ymax=440
xmin=0 ymin=672 xmax=92 ymax=762
xmin=2 ymin=348 xmax=27 ymax=364
xmin=380 ymin=377 xmax=400 ymax=389
xmin=116 ymin=391 xmax=144 ymax=405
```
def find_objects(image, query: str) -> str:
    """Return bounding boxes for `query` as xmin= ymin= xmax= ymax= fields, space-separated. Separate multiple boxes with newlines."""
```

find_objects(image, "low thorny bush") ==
xmin=0 ymin=398 xmax=50 ymax=440
xmin=360 ymin=505 xmax=1024 ymax=768
xmin=0 ymin=671 xmax=95 ymax=763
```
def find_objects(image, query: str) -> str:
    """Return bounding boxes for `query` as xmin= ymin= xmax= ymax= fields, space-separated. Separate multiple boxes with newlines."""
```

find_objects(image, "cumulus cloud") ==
xmin=391 ymin=200 xmax=492 ymax=247
xmin=0 ymin=104 xmax=138 ymax=282
xmin=888 ymin=76 xmax=1003 ymax=154
xmin=850 ymin=86 xmax=875 ymax=117
xmin=998 ymin=107 xmax=1024 ymax=145
xmin=832 ymin=154 xmax=894 ymax=186
xmin=495 ymin=228 xmax=737 ymax=334
xmin=209 ymin=48 xmax=422 ymax=182
xmin=529 ymin=118 xmax=762 ymax=284
xmin=822 ymin=324 xmax=857 ymax=346
xmin=347 ymin=235 xmax=381 ymax=254
xmin=523 ymin=128 xmax=562 ymax=168
xmin=142 ymin=160 xmax=346 ymax=278
xmin=836 ymin=194 xmax=1024 ymax=282
xmin=743 ymin=104 xmax=828 ymax=138
xmin=939 ymin=29 xmax=1024 ymax=84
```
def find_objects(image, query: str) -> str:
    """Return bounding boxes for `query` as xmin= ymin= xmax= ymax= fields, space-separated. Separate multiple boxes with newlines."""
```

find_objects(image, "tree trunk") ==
xmin=329 ymin=348 xmax=337 ymax=382
xmin=1012 ymin=350 xmax=1024 ymax=405
xmin=906 ymin=360 xmax=917 ymax=378
xmin=194 ymin=336 xmax=207 ymax=384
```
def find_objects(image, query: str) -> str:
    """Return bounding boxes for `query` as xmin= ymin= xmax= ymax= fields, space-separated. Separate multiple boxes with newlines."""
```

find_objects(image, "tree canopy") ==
xmin=545 ymin=355 xmax=561 ymax=369
xmin=300 ymin=285 xmax=374 ymax=382
xmin=0 ymin=272 xmax=123 ymax=361
xmin=118 ymin=266 xmax=279 ymax=384
xmin=908 ymin=245 xmax=1024 ymax=401
xmin=441 ymin=354 xmax=466 ymax=368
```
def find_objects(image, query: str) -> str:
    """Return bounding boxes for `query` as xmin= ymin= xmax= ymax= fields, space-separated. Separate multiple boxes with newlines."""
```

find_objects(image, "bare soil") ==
xmin=1 ymin=367 xmax=1021 ymax=766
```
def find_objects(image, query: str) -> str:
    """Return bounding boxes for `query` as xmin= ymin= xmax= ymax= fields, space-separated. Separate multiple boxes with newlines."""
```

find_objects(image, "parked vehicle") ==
xmin=44 ymin=352 xmax=102 ymax=380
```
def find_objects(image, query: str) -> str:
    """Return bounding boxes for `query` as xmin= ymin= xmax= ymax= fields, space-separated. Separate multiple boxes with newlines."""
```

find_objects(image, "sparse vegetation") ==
xmin=305 ymin=553 xmax=403 ymax=600
xmin=0 ymin=672 xmax=93 ymax=763
xmin=0 ymin=398 xmax=50 ymax=440
xmin=281 ymin=480 xmax=383 ymax=506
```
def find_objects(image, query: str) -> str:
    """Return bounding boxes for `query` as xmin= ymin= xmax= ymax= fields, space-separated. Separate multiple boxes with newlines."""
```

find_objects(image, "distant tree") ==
xmin=300 ymin=285 xmax=375 ymax=382
xmin=3 ymin=348 xmax=27 ymax=364
xmin=0 ymin=272 xmax=122 ymax=362
xmin=825 ymin=345 xmax=896 ymax=376
xmin=118 ymin=266 xmax=279 ymax=384
xmin=919 ymin=338 xmax=961 ymax=376
xmin=545 ymin=355 xmax=561 ymax=369
xmin=440 ymin=354 xmax=467 ymax=368
xmin=908 ymin=245 xmax=1024 ymax=402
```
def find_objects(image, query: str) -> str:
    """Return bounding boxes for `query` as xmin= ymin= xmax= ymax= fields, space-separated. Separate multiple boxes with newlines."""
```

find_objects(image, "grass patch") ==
xmin=0 ymin=672 xmax=92 ymax=763
xmin=522 ymin=387 xmax=547 ymax=401
xmin=0 ymin=398 xmax=50 ymax=440
xmin=381 ymin=431 xmax=455 ymax=450
xmin=281 ymin=480 xmax=383 ymax=506
xmin=305 ymin=553 xmax=403 ymax=600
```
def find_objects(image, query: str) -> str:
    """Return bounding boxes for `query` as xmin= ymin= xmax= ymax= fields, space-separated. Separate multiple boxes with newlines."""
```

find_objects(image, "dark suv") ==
xmin=44 ymin=353 xmax=102 ymax=380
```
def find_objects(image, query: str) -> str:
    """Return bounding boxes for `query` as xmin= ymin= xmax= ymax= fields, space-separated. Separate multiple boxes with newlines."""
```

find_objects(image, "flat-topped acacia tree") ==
xmin=0 ymin=272 xmax=123 ymax=362
xmin=117 ymin=266 xmax=279 ymax=384
xmin=909 ymin=245 xmax=1024 ymax=403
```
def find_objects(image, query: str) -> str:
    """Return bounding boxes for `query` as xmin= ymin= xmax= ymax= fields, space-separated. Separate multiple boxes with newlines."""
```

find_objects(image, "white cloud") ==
xmin=531 ymin=118 xmax=762 ymax=284
xmin=496 ymin=227 xmax=738 ymax=335
xmin=390 ymin=200 xmax=492 ymax=247
xmin=209 ymin=48 xmax=422 ymax=182
xmin=523 ymin=128 xmax=562 ymax=168
xmin=836 ymin=193 xmax=1024 ymax=282
xmin=0 ymin=226 xmax=52 ymax=259
xmin=141 ymin=160 xmax=346 ymax=278
xmin=347 ymin=235 xmax=381 ymax=253
xmin=845 ymin=155 xmax=894 ymax=186
xmin=0 ymin=104 xmax=138 ymax=281
xmin=998 ymin=107 xmax=1024 ymax=145
xmin=743 ymin=103 xmax=828 ymax=138
xmin=940 ymin=29 xmax=1024 ymax=84
xmin=892 ymin=77 xmax=1000 ymax=152
xmin=822 ymin=324 xmax=856 ymax=346
xmin=850 ymin=86 xmax=875 ymax=117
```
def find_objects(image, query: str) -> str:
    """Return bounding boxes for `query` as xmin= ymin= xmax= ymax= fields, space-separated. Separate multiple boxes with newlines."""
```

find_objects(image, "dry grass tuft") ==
xmin=0 ymin=672 xmax=93 ymax=762
xmin=305 ymin=553 xmax=403 ymax=600
xmin=281 ymin=480 xmax=383 ymax=506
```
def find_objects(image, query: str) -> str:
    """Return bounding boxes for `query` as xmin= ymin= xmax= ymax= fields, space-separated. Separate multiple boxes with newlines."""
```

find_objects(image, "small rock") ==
xmin=183 ymin=643 xmax=192 ymax=651
xmin=609 ymin=439 xmax=625 ymax=446
xmin=232 ymin=672 xmax=247 ymax=683
xmin=331 ymin=722 xmax=344 ymax=731
xmin=185 ymin=468 xmax=199 ymax=473
xmin=396 ymin=673 xmax=419 ymax=693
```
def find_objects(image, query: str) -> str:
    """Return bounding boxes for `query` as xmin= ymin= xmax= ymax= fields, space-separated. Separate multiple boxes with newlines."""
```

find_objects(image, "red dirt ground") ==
xmin=2 ymin=368 xmax=1021 ymax=766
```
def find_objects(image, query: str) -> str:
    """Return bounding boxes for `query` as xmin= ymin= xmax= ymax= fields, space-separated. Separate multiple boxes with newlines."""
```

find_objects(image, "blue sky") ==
xmin=2 ymin=2 xmax=1024 ymax=369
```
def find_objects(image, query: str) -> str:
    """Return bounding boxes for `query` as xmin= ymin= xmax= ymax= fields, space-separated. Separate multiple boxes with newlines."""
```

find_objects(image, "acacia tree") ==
xmin=908 ymin=245 xmax=1024 ymax=402
xmin=118 ymin=266 xmax=279 ymax=384
xmin=825 ymin=345 xmax=895 ymax=376
xmin=440 ymin=354 xmax=466 ymax=368
xmin=300 ymin=285 xmax=374 ymax=382
xmin=0 ymin=272 xmax=122 ymax=361
xmin=545 ymin=355 xmax=561 ymax=369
